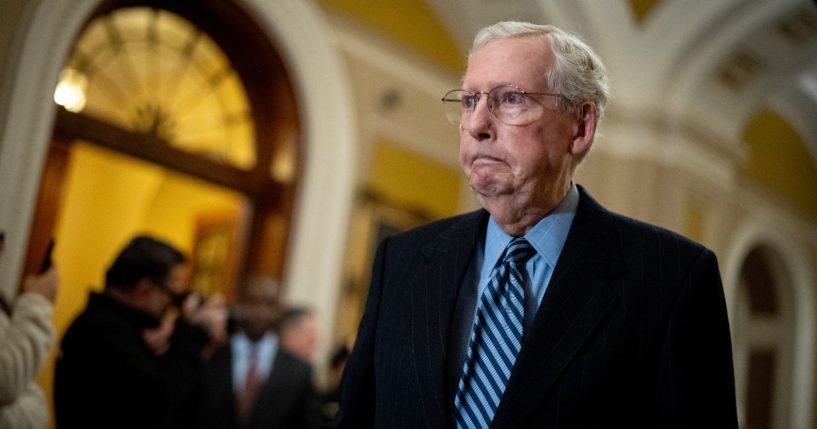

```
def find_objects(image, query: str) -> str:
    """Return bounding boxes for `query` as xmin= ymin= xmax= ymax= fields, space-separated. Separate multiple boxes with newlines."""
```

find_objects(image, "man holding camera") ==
xmin=54 ymin=235 xmax=227 ymax=429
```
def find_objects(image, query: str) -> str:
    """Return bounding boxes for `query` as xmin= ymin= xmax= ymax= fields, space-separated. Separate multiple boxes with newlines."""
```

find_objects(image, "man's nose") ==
xmin=462 ymin=96 xmax=495 ymax=140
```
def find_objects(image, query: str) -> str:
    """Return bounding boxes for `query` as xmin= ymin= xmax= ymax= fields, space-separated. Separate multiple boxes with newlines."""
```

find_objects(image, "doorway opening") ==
xmin=23 ymin=2 xmax=301 ymax=423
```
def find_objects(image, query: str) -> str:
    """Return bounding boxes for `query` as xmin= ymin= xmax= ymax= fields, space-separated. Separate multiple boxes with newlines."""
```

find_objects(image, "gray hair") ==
xmin=471 ymin=21 xmax=609 ymax=119
xmin=279 ymin=306 xmax=314 ymax=331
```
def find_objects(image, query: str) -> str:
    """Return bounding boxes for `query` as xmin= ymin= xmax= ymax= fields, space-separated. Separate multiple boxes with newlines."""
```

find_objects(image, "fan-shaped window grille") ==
xmin=60 ymin=7 xmax=255 ymax=170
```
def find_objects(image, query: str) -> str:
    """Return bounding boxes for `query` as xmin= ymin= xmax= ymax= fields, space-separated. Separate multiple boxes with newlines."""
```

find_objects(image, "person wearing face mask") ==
xmin=54 ymin=235 xmax=227 ymax=429
xmin=334 ymin=21 xmax=738 ymax=429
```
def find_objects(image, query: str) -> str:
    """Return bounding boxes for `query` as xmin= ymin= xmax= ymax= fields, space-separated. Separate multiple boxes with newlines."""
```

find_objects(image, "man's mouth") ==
xmin=472 ymin=155 xmax=507 ymax=169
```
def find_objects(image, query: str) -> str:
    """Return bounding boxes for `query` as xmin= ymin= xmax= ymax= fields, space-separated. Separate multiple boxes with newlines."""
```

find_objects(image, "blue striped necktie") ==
xmin=454 ymin=236 xmax=535 ymax=428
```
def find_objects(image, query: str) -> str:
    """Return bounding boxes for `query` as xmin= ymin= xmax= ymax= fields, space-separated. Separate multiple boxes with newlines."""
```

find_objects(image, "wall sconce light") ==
xmin=53 ymin=68 xmax=88 ymax=112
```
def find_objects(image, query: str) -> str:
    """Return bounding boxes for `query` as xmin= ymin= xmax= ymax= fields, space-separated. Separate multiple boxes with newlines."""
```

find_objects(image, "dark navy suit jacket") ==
xmin=197 ymin=343 xmax=322 ymax=429
xmin=335 ymin=186 xmax=738 ymax=428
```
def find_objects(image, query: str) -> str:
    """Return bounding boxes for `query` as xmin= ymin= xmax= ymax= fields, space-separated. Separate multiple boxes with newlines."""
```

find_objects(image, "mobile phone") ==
xmin=39 ymin=239 xmax=54 ymax=273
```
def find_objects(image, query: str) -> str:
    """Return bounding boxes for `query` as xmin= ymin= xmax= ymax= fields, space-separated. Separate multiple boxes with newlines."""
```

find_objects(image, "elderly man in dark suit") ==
xmin=197 ymin=277 xmax=321 ymax=429
xmin=335 ymin=21 xmax=738 ymax=428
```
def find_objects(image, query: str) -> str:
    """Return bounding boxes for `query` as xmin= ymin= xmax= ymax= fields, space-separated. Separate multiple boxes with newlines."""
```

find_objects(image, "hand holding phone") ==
xmin=24 ymin=263 xmax=59 ymax=303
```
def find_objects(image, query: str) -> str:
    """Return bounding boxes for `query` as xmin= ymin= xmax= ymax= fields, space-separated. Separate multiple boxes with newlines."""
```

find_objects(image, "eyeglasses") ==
xmin=441 ymin=84 xmax=566 ymax=126
xmin=148 ymin=279 xmax=188 ymax=307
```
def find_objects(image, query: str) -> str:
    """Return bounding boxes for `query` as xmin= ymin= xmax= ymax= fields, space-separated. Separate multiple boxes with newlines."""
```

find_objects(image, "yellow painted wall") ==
xmin=368 ymin=137 xmax=462 ymax=219
xmin=140 ymin=171 xmax=244 ymax=252
xmin=741 ymin=108 xmax=817 ymax=223
xmin=684 ymin=198 xmax=705 ymax=243
xmin=316 ymin=0 xmax=465 ymax=73
xmin=39 ymin=141 xmax=243 ymax=427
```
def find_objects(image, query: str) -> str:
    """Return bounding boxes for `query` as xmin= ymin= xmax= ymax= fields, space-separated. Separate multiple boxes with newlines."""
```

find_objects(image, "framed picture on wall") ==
xmin=334 ymin=190 xmax=430 ymax=348
xmin=189 ymin=209 xmax=246 ymax=302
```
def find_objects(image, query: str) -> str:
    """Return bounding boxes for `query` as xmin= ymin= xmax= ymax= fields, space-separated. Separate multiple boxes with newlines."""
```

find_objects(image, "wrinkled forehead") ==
xmin=464 ymin=35 xmax=553 ymax=91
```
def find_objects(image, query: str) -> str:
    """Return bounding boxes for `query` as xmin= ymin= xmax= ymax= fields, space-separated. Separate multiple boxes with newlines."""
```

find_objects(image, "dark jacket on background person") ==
xmin=196 ymin=343 xmax=322 ymax=429
xmin=55 ymin=292 xmax=209 ymax=429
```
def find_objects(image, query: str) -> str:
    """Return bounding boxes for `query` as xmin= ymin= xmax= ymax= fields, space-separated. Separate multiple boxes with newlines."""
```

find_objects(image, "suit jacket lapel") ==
xmin=411 ymin=210 xmax=487 ymax=428
xmin=248 ymin=350 xmax=292 ymax=426
xmin=493 ymin=188 xmax=626 ymax=427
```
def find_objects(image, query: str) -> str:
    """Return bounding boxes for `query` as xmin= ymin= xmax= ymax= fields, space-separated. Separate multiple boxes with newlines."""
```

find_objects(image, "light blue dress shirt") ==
xmin=475 ymin=183 xmax=579 ymax=328
xmin=231 ymin=332 xmax=278 ymax=393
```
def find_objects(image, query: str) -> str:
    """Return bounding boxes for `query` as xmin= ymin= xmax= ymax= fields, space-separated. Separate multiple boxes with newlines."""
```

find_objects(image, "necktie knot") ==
xmin=503 ymin=237 xmax=535 ymax=265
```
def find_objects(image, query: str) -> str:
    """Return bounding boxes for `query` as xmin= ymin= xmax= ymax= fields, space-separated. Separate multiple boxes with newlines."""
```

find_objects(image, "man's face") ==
xmin=459 ymin=36 xmax=582 ymax=208
xmin=239 ymin=282 xmax=278 ymax=341
xmin=281 ymin=314 xmax=318 ymax=362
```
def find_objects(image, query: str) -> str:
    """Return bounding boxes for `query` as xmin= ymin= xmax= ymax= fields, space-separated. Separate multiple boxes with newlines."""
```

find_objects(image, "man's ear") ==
xmin=570 ymin=103 xmax=597 ymax=156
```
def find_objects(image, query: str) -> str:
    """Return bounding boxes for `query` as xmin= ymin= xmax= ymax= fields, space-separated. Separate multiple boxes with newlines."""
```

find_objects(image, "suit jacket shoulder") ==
xmin=336 ymin=185 xmax=737 ymax=429
xmin=384 ymin=210 xmax=486 ymax=252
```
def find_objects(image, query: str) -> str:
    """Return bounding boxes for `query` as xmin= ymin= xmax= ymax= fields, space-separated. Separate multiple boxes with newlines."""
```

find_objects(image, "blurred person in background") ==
xmin=54 ymin=235 xmax=227 ymax=429
xmin=278 ymin=306 xmax=318 ymax=363
xmin=0 ymin=232 xmax=59 ymax=429
xmin=197 ymin=276 xmax=321 ymax=429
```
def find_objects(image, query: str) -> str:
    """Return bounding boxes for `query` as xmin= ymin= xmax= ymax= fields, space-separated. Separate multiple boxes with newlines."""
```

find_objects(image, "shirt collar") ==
xmin=232 ymin=331 xmax=277 ymax=358
xmin=484 ymin=183 xmax=579 ymax=267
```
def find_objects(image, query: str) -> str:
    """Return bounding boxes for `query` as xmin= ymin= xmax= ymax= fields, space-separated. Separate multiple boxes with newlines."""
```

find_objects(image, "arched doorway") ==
xmin=24 ymin=1 xmax=302 ymax=422
xmin=733 ymin=245 xmax=794 ymax=429
xmin=28 ymin=0 xmax=299 ymax=299
xmin=2 ymin=0 xmax=357 ymax=398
